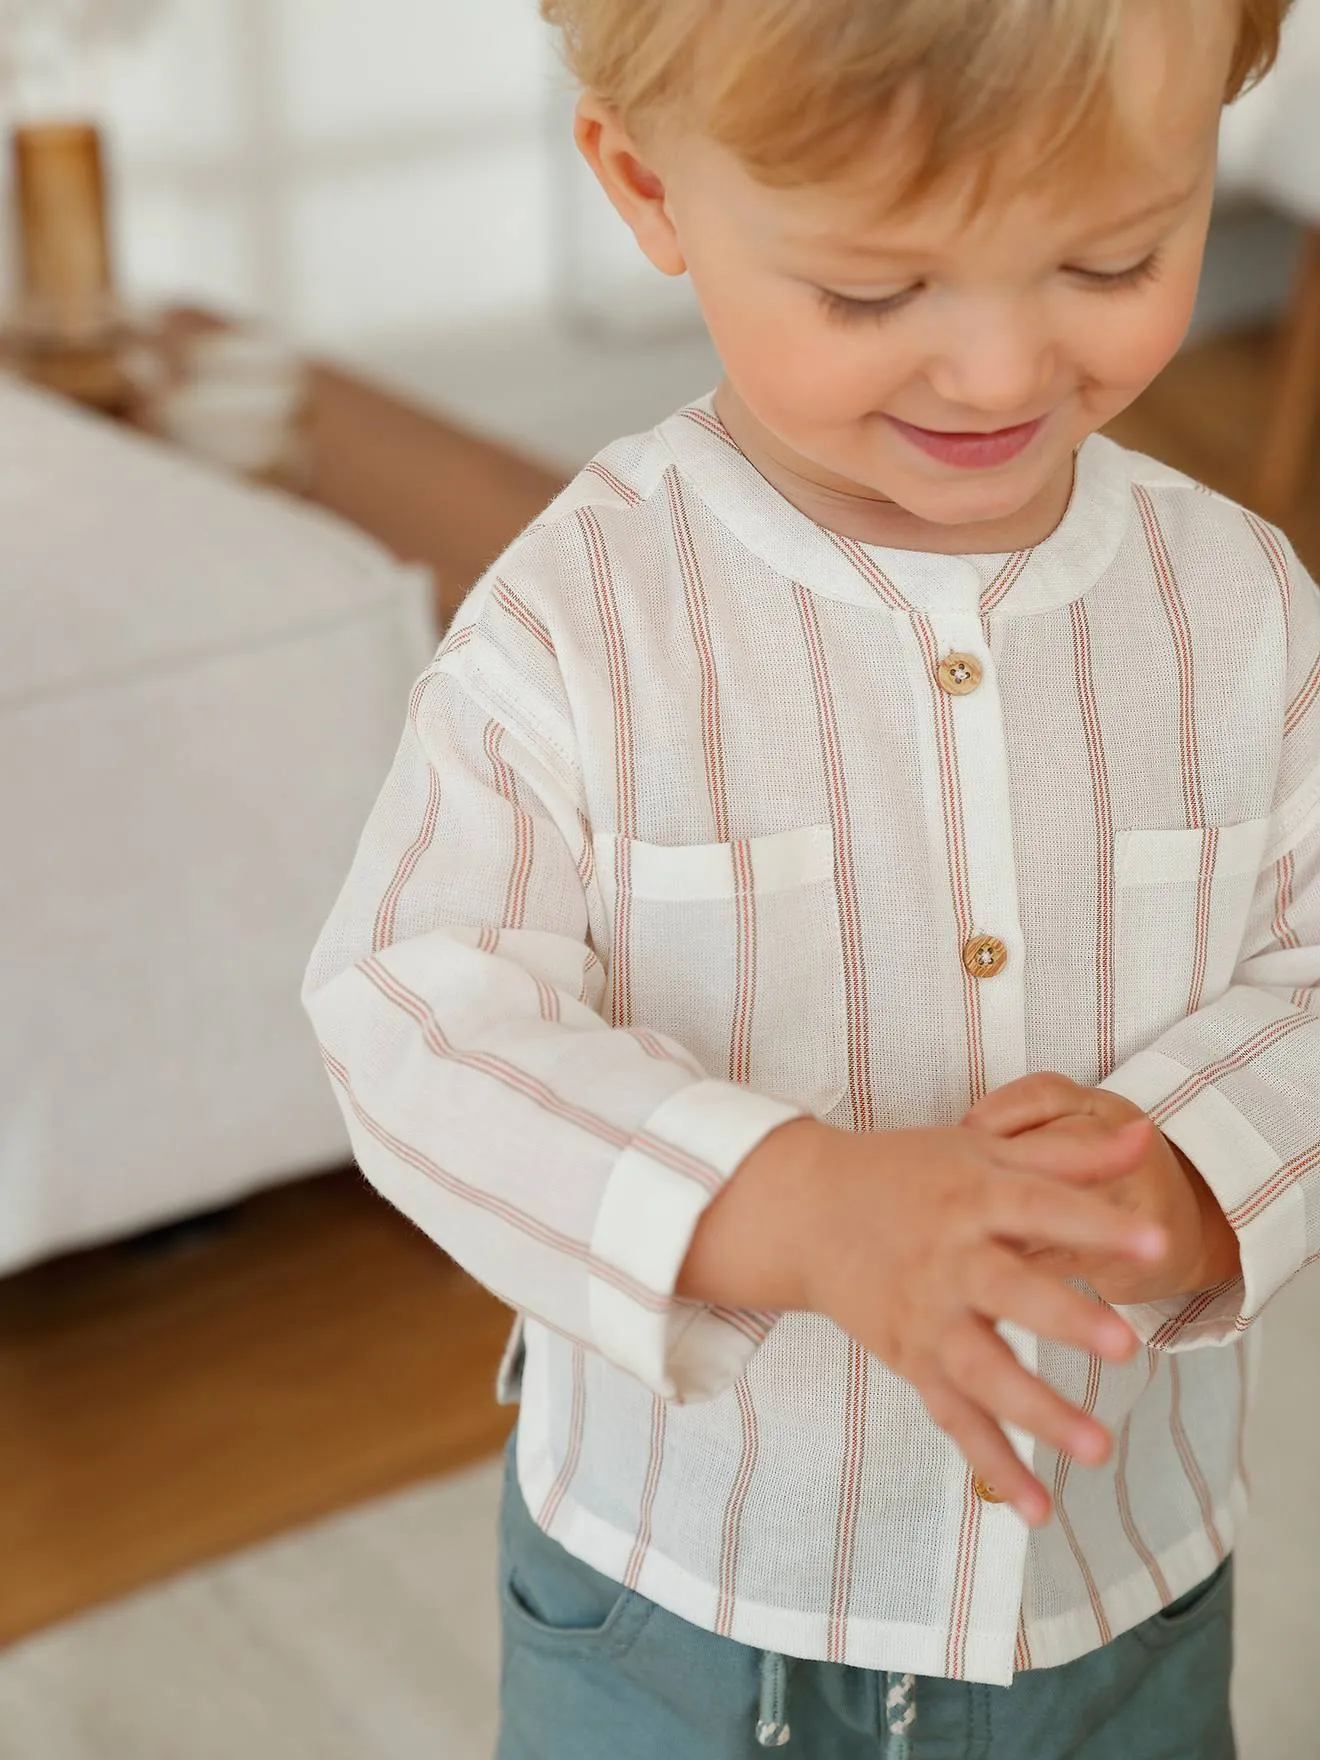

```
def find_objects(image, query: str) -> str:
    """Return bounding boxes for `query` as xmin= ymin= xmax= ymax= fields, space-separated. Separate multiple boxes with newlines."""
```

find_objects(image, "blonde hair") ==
xmin=541 ymin=0 xmax=1290 ymax=194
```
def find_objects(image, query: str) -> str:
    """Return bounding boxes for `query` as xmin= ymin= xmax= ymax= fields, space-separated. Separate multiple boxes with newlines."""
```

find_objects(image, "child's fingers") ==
xmin=920 ymin=1374 xmax=1053 ymax=1526
xmin=1000 ymin=1116 xmax=1153 ymax=1184
xmin=985 ymin=1162 xmax=1166 ymax=1260
xmin=963 ymin=1071 xmax=1090 ymax=1135
xmin=965 ymin=1245 xmax=1139 ymax=1362
xmin=939 ymin=1316 xmax=1114 ymax=1467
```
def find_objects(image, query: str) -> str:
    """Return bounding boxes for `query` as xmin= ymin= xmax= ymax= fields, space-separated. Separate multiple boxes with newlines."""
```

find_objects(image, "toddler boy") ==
xmin=305 ymin=0 xmax=1316 ymax=1753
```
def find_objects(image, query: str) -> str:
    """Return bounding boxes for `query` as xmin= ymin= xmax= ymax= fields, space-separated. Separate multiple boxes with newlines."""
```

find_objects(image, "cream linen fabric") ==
xmin=305 ymin=400 xmax=1320 ymax=1685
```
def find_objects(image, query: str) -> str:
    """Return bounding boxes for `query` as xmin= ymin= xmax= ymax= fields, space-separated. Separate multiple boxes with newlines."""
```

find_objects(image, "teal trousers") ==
xmin=497 ymin=1438 xmax=1235 ymax=1759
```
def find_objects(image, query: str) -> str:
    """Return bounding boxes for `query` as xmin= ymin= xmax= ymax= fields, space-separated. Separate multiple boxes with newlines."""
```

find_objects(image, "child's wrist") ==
xmin=1167 ymin=1139 xmax=1242 ymax=1292
xmin=676 ymin=1115 xmax=835 ymax=1312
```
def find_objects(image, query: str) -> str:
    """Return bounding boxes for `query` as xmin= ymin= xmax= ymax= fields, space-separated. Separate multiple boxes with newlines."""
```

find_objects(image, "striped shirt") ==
xmin=304 ymin=398 xmax=1320 ymax=1686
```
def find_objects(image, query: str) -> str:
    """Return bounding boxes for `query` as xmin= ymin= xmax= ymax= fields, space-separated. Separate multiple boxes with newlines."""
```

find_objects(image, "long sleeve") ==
xmin=302 ymin=585 xmax=801 ymax=1405
xmin=1103 ymin=539 xmax=1320 ymax=1349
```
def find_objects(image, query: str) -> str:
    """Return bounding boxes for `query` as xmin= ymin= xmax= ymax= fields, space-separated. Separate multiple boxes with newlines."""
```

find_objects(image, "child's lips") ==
xmin=885 ymin=412 xmax=1050 ymax=470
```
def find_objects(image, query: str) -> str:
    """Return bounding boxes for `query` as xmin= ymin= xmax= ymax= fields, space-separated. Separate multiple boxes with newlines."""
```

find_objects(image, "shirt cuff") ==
xmin=588 ymin=1079 xmax=804 ymax=1403
xmin=1102 ymin=1048 xmax=1306 ymax=1351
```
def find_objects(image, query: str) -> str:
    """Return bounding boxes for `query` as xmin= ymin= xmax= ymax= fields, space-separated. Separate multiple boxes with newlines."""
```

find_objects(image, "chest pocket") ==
xmin=593 ymin=824 xmax=849 ymax=1116
xmin=1112 ymin=816 xmax=1270 ymax=1061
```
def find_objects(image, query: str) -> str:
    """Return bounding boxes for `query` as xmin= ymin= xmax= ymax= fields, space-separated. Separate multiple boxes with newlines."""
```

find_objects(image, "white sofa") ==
xmin=0 ymin=376 xmax=435 ymax=1276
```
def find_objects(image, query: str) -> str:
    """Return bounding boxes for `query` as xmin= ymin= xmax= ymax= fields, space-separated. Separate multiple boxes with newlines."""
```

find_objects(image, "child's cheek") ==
xmin=1094 ymin=265 xmax=1202 ymax=403
xmin=705 ymin=286 xmax=875 ymax=428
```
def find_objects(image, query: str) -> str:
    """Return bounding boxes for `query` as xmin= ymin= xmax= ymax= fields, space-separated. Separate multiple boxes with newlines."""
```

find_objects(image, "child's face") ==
xmin=582 ymin=2 xmax=1234 ymax=546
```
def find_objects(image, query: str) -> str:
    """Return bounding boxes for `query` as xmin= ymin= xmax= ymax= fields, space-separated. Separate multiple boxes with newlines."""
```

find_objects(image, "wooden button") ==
xmin=973 ymin=1476 xmax=1009 ymax=1504
xmin=963 ymin=934 xmax=1008 ymax=979
xmin=937 ymin=653 xmax=983 ymax=696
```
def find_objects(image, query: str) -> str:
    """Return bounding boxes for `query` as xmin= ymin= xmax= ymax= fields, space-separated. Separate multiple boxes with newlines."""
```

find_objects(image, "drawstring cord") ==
xmin=756 ymin=1652 xmax=791 ymax=1746
xmin=885 ymin=1671 xmax=918 ymax=1757
xmin=755 ymin=1654 xmax=919 ymax=1753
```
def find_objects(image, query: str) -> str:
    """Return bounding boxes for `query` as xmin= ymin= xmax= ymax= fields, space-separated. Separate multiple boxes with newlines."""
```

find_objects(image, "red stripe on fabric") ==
xmin=580 ymin=507 xmax=638 ymax=839
xmin=1187 ymin=827 xmax=1217 ymax=1016
xmin=1168 ymin=1359 xmax=1225 ymax=1561
xmin=1227 ymin=1138 xmax=1320 ymax=1229
xmin=1071 ymin=600 xmax=1116 ymax=1079
xmin=1148 ymin=1013 xmax=1313 ymax=1126
xmin=1052 ymin=1352 xmax=1113 ymax=1643
xmin=715 ymin=1379 xmax=760 ymax=1637
xmin=1114 ymin=1383 xmax=1171 ymax=1602
xmin=580 ymin=503 xmax=637 ymax=1031
xmin=492 ymin=578 xmax=556 ymax=655
xmin=623 ymin=1026 xmax=704 ymax=1074
xmin=438 ymin=624 xmax=474 ymax=657
xmin=373 ymin=673 xmax=443 ymax=952
xmin=374 ymin=767 xmax=440 ymax=953
xmin=1136 ymin=486 xmax=1205 ymax=831
xmin=979 ymin=550 xmax=1031 ymax=617
xmin=612 ymin=833 xmax=634 ymax=1029
xmin=319 ymin=1048 xmax=670 ymax=1312
xmin=1148 ymin=1278 xmax=1239 ymax=1350
xmin=1236 ymin=1244 xmax=1320 ymax=1332
xmin=794 ymin=586 xmax=875 ymax=1133
xmin=1285 ymin=654 xmax=1320 ymax=738
xmin=484 ymin=720 xmax=535 ymax=930
xmin=1239 ymin=1246 xmax=1320 ymax=1337
xmin=582 ymin=459 xmax=642 ymax=506
xmin=944 ymin=1470 xmax=982 ymax=1678
xmin=668 ymin=470 xmax=731 ymax=841
xmin=1273 ymin=852 xmax=1301 ymax=950
xmin=625 ymin=1396 xmax=668 ymax=1589
xmin=678 ymin=406 xmax=743 ymax=453
xmin=540 ymin=1346 xmax=587 ymax=1527
xmin=534 ymin=977 xmax=560 ymax=1022
xmin=708 ymin=1304 xmax=776 ymax=1346
xmin=1244 ymin=511 xmax=1292 ymax=614
xmin=575 ymin=811 xmax=597 ymax=891
xmin=826 ymin=531 xmax=912 ymax=612
xmin=827 ymin=1338 xmax=868 ymax=1664
xmin=1013 ymin=1610 xmax=1032 ymax=1673
xmin=730 ymin=838 xmax=757 ymax=1085
xmin=359 ymin=957 xmax=722 ymax=1191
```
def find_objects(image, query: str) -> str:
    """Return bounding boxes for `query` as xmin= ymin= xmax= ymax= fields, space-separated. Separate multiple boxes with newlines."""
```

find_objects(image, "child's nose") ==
xmin=924 ymin=305 xmax=1059 ymax=419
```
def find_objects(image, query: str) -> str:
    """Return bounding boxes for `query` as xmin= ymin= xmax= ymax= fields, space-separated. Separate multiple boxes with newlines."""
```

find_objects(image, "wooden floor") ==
xmin=0 ymin=1173 xmax=515 ymax=1645
xmin=1 ymin=322 xmax=1316 ymax=1651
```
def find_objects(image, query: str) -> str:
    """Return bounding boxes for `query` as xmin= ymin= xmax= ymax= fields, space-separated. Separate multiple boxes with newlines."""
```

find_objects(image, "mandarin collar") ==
xmin=658 ymin=396 xmax=1133 ymax=620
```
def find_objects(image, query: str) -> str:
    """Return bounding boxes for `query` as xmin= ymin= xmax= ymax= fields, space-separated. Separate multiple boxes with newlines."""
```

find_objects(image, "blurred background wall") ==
xmin=0 ymin=0 xmax=1307 ymax=467
xmin=57 ymin=0 xmax=690 ymax=355
xmin=0 ymin=2 xmax=1279 ymax=339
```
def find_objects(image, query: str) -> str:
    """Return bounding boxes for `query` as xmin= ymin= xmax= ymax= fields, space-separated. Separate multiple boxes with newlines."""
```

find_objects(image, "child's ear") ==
xmin=573 ymin=94 xmax=687 ymax=278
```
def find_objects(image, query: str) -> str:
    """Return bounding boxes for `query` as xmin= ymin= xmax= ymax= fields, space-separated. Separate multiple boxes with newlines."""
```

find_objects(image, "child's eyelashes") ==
xmin=816 ymin=285 xmax=922 ymax=324
xmin=1064 ymin=250 xmax=1164 ymax=292
xmin=815 ymin=250 xmax=1164 ymax=323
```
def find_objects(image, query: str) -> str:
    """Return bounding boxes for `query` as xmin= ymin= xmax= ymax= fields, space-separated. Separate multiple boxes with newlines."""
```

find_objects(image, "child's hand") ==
xmin=962 ymin=1074 xmax=1242 ymax=1306
xmin=686 ymin=1114 xmax=1170 ymax=1524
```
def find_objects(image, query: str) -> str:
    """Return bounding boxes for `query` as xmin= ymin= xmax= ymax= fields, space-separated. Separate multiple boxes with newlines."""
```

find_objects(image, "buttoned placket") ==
xmin=902 ymin=562 xmax=1034 ymax=1682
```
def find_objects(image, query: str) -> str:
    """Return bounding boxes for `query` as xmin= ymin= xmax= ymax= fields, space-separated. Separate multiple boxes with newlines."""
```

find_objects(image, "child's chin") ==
xmin=892 ymin=454 xmax=1055 ymax=527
